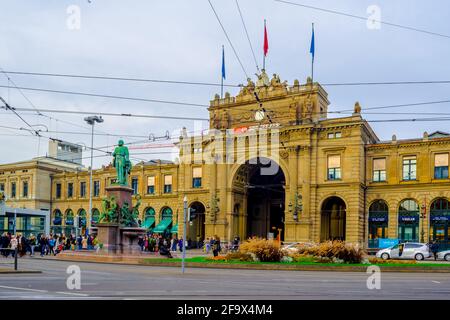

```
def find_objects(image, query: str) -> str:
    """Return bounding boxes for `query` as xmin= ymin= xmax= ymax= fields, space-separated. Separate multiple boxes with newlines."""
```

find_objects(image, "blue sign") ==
xmin=369 ymin=216 xmax=387 ymax=222
xmin=378 ymin=238 xmax=399 ymax=249
xmin=431 ymin=216 xmax=449 ymax=222
xmin=399 ymin=215 xmax=418 ymax=222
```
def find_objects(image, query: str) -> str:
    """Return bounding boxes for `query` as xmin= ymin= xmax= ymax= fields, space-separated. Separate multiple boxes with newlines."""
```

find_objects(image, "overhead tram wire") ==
xmin=207 ymin=0 xmax=249 ymax=79
xmin=5 ymin=70 xmax=450 ymax=88
xmin=0 ymin=84 xmax=209 ymax=108
xmin=235 ymin=0 xmax=260 ymax=72
xmin=274 ymin=0 xmax=450 ymax=39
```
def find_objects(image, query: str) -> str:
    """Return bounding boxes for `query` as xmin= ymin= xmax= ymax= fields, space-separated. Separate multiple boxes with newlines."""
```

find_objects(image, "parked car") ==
xmin=437 ymin=250 xmax=450 ymax=261
xmin=376 ymin=242 xmax=431 ymax=261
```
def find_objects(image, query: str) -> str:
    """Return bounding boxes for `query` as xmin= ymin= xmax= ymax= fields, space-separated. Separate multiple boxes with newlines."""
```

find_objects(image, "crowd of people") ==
xmin=0 ymin=232 xmax=100 ymax=258
xmin=0 ymin=231 xmax=239 ymax=259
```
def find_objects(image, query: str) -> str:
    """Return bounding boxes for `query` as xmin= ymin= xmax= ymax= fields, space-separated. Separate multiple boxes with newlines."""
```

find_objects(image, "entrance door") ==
xmin=320 ymin=197 xmax=346 ymax=241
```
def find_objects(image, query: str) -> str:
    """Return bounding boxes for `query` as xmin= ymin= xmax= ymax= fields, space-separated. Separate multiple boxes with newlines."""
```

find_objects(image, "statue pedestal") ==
xmin=96 ymin=185 xmax=146 ymax=255
xmin=96 ymin=223 xmax=120 ymax=254
xmin=105 ymin=185 xmax=133 ymax=209
xmin=120 ymin=227 xmax=147 ymax=254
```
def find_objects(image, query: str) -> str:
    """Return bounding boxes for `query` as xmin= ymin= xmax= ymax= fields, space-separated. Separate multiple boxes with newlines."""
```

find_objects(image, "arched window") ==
xmin=368 ymin=200 xmax=388 ymax=248
xmin=398 ymin=199 xmax=419 ymax=242
xmin=78 ymin=209 xmax=87 ymax=227
xmin=65 ymin=209 xmax=74 ymax=226
xmin=430 ymin=198 xmax=450 ymax=246
xmin=162 ymin=207 xmax=173 ymax=219
xmin=91 ymin=208 xmax=100 ymax=226
xmin=53 ymin=209 xmax=62 ymax=226
xmin=143 ymin=207 xmax=156 ymax=229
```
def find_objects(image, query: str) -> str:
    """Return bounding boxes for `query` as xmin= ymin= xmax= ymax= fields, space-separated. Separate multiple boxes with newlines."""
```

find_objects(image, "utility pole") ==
xmin=84 ymin=116 xmax=104 ymax=236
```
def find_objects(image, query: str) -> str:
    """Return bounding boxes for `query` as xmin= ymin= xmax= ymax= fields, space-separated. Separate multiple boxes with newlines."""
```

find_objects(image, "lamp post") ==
xmin=182 ymin=195 xmax=187 ymax=274
xmin=84 ymin=115 xmax=104 ymax=236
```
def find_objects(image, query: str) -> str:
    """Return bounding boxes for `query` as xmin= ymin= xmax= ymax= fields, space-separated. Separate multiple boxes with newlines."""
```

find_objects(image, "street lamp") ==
xmin=289 ymin=193 xmax=302 ymax=221
xmin=84 ymin=115 xmax=104 ymax=236
xmin=182 ymin=195 xmax=188 ymax=274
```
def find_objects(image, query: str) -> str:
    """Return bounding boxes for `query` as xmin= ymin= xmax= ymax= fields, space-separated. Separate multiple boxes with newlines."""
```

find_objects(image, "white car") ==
xmin=376 ymin=242 xmax=431 ymax=261
xmin=437 ymin=250 xmax=450 ymax=261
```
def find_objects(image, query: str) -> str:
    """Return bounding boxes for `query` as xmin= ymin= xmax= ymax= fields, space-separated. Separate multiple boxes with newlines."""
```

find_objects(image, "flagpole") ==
xmin=263 ymin=19 xmax=266 ymax=70
xmin=311 ymin=23 xmax=314 ymax=85
xmin=221 ymin=45 xmax=224 ymax=99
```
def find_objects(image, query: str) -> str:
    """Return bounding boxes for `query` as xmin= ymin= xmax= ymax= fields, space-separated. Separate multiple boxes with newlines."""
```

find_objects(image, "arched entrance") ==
xmin=368 ymin=200 xmax=389 ymax=248
xmin=320 ymin=196 xmax=346 ymax=241
xmin=188 ymin=201 xmax=206 ymax=247
xmin=52 ymin=209 xmax=62 ymax=234
xmin=233 ymin=157 xmax=286 ymax=240
xmin=430 ymin=198 xmax=450 ymax=249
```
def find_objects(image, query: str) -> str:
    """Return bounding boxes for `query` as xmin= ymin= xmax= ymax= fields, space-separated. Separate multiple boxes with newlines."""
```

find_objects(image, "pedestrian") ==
xmin=48 ymin=236 xmax=56 ymax=255
xmin=205 ymin=237 xmax=211 ymax=254
xmin=82 ymin=236 xmax=88 ymax=250
xmin=212 ymin=235 xmax=221 ymax=257
xmin=431 ymin=240 xmax=440 ymax=261
xmin=178 ymin=237 xmax=184 ymax=252
xmin=10 ymin=235 xmax=18 ymax=258
xmin=29 ymin=234 xmax=36 ymax=256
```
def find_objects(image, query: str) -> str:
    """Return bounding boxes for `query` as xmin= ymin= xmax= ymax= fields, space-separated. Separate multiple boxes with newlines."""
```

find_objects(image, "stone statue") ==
xmin=112 ymin=140 xmax=131 ymax=186
xmin=238 ymin=78 xmax=255 ymax=96
xmin=255 ymin=69 xmax=270 ymax=87
xmin=354 ymin=101 xmax=362 ymax=114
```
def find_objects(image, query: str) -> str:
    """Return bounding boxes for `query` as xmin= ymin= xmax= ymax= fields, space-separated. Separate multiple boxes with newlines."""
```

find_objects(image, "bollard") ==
xmin=14 ymin=247 xmax=18 ymax=271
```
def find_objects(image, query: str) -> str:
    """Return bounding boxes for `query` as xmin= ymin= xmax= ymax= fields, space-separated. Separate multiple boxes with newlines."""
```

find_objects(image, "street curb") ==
xmin=0 ymin=270 xmax=42 ymax=274
xmin=47 ymin=255 xmax=450 ymax=273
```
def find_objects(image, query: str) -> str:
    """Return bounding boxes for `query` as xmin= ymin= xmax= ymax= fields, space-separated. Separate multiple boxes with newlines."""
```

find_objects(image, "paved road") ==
xmin=1 ymin=258 xmax=450 ymax=299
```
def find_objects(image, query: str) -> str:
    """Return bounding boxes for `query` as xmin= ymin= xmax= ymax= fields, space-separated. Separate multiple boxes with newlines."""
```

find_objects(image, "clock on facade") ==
xmin=255 ymin=110 xmax=265 ymax=121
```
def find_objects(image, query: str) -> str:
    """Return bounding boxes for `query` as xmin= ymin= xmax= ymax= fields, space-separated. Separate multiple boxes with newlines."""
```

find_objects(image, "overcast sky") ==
xmin=1 ymin=0 xmax=450 ymax=168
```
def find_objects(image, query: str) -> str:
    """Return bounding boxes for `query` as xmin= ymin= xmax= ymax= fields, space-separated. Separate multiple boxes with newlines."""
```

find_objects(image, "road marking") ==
xmin=432 ymin=281 xmax=441 ymax=284
xmin=55 ymin=291 xmax=89 ymax=297
xmin=0 ymin=285 xmax=48 ymax=293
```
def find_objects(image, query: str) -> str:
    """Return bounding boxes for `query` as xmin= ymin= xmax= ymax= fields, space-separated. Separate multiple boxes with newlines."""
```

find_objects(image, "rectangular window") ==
xmin=402 ymin=156 xmax=417 ymax=181
xmin=56 ymin=183 xmax=62 ymax=199
xmin=11 ymin=182 xmax=16 ymax=198
xmin=373 ymin=158 xmax=386 ymax=182
xmin=164 ymin=175 xmax=172 ymax=193
xmin=327 ymin=133 xmax=334 ymax=139
xmin=22 ymin=181 xmax=28 ymax=198
xmin=0 ymin=183 xmax=4 ymax=192
xmin=80 ymin=182 xmax=86 ymax=198
xmin=192 ymin=167 xmax=202 ymax=188
xmin=110 ymin=178 xmax=117 ymax=185
xmin=147 ymin=176 xmax=155 ymax=194
xmin=131 ymin=178 xmax=138 ymax=195
xmin=434 ymin=153 xmax=449 ymax=179
xmin=68 ymin=183 xmax=73 ymax=198
xmin=327 ymin=155 xmax=341 ymax=180
xmin=335 ymin=132 xmax=342 ymax=138
xmin=93 ymin=181 xmax=100 ymax=197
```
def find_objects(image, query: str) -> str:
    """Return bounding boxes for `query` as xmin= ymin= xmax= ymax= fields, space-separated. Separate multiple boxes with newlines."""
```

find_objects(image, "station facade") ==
xmin=1 ymin=75 xmax=450 ymax=248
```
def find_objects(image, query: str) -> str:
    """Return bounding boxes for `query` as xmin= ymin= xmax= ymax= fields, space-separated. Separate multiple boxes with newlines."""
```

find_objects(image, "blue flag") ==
xmin=221 ymin=46 xmax=226 ymax=80
xmin=309 ymin=24 xmax=315 ymax=60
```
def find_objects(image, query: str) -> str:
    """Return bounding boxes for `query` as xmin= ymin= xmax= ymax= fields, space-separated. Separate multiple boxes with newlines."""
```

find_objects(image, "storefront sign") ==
xmin=399 ymin=215 xmax=418 ymax=223
xmin=369 ymin=216 xmax=387 ymax=223
xmin=431 ymin=215 xmax=449 ymax=222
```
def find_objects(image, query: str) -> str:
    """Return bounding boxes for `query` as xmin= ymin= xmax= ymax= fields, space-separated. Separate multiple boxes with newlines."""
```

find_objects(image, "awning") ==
xmin=152 ymin=218 xmax=172 ymax=233
xmin=142 ymin=217 xmax=155 ymax=229
xmin=170 ymin=224 xmax=179 ymax=234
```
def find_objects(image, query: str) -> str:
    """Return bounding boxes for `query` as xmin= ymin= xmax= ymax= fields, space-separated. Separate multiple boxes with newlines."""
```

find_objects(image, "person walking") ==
xmin=10 ymin=235 xmax=18 ymax=258
xmin=48 ymin=236 xmax=56 ymax=256
xmin=431 ymin=240 xmax=440 ymax=261
xmin=178 ymin=237 xmax=184 ymax=252
xmin=212 ymin=235 xmax=221 ymax=257
xmin=29 ymin=234 xmax=36 ymax=256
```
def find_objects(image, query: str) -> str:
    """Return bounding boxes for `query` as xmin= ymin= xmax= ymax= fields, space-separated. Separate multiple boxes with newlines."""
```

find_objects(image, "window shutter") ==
xmin=193 ymin=167 xmax=202 ymax=178
xmin=435 ymin=153 xmax=449 ymax=166
xmin=328 ymin=155 xmax=341 ymax=168
xmin=373 ymin=158 xmax=386 ymax=170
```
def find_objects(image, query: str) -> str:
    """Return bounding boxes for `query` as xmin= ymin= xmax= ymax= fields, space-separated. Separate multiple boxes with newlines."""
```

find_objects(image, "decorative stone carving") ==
xmin=354 ymin=101 xmax=361 ymax=114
